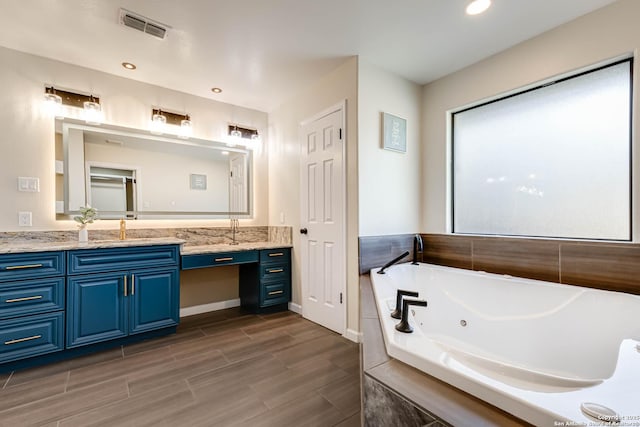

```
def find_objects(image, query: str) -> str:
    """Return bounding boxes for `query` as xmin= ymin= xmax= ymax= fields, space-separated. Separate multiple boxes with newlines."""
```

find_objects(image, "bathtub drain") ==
xmin=460 ymin=320 xmax=467 ymax=327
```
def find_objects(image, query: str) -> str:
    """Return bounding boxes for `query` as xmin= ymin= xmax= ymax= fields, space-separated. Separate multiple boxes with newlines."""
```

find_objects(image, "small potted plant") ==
xmin=74 ymin=205 xmax=98 ymax=243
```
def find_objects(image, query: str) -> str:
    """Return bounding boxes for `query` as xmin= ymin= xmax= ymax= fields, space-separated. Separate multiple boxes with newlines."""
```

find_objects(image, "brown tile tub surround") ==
xmin=359 ymin=234 xmax=417 ymax=274
xmin=421 ymin=234 xmax=640 ymax=296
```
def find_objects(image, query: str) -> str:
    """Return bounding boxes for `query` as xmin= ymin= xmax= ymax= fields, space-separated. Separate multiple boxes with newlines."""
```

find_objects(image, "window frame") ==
xmin=449 ymin=57 xmax=634 ymax=241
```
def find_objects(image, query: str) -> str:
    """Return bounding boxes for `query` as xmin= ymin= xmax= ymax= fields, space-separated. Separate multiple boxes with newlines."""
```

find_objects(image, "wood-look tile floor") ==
xmin=0 ymin=309 xmax=361 ymax=427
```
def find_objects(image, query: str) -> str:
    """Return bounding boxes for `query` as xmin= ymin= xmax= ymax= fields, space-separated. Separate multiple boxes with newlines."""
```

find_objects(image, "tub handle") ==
xmin=395 ymin=299 xmax=428 ymax=334
xmin=391 ymin=289 xmax=419 ymax=319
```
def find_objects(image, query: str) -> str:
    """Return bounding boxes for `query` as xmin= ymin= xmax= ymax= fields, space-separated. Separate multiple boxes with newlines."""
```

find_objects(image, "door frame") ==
xmin=299 ymin=100 xmax=348 ymax=336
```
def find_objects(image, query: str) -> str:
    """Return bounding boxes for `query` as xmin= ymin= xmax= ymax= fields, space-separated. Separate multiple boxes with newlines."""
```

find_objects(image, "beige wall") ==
xmin=0 ymin=45 xmax=268 ymax=232
xmin=422 ymin=0 xmax=640 ymax=237
xmin=267 ymin=57 xmax=359 ymax=336
xmin=358 ymin=60 xmax=422 ymax=236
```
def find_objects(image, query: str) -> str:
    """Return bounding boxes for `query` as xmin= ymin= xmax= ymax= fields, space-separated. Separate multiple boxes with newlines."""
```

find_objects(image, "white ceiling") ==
xmin=0 ymin=0 xmax=618 ymax=112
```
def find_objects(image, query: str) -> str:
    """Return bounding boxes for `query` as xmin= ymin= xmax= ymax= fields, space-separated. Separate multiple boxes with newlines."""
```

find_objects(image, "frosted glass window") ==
xmin=452 ymin=60 xmax=632 ymax=240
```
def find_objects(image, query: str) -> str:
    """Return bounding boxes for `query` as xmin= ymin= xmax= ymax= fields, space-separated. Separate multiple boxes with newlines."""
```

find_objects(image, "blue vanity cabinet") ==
xmin=66 ymin=272 xmax=127 ymax=348
xmin=66 ymin=245 xmax=180 ymax=349
xmin=128 ymin=268 xmax=179 ymax=335
xmin=0 ymin=251 xmax=66 ymax=364
xmin=239 ymin=248 xmax=291 ymax=313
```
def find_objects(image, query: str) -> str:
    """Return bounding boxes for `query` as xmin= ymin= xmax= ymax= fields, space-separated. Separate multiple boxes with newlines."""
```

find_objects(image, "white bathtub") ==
xmin=370 ymin=263 xmax=640 ymax=426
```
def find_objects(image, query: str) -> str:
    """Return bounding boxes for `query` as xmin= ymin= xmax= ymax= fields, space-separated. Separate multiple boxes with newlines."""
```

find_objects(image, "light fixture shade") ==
xmin=178 ymin=117 xmax=192 ymax=139
xmin=150 ymin=112 xmax=167 ymax=135
xmin=43 ymin=92 xmax=63 ymax=118
xmin=83 ymin=100 xmax=103 ymax=125
xmin=250 ymin=133 xmax=261 ymax=142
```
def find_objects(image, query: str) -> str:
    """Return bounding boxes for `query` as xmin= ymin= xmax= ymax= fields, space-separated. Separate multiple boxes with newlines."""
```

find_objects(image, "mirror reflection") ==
xmin=56 ymin=119 xmax=251 ymax=220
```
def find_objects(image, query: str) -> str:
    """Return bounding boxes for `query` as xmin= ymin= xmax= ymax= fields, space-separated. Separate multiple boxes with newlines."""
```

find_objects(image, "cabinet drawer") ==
xmin=261 ymin=281 xmax=290 ymax=307
xmin=0 ymin=251 xmax=64 ymax=282
xmin=68 ymin=245 xmax=179 ymax=275
xmin=0 ymin=278 xmax=65 ymax=320
xmin=0 ymin=312 xmax=64 ymax=363
xmin=182 ymin=250 xmax=258 ymax=270
xmin=260 ymin=263 xmax=290 ymax=281
xmin=259 ymin=248 xmax=291 ymax=263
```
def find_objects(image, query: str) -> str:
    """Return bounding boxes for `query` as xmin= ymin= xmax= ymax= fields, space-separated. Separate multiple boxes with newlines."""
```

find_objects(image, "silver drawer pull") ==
xmin=215 ymin=257 xmax=234 ymax=262
xmin=5 ymin=264 xmax=44 ymax=270
xmin=5 ymin=335 xmax=42 ymax=345
xmin=267 ymin=268 xmax=284 ymax=274
xmin=268 ymin=290 xmax=284 ymax=296
xmin=268 ymin=253 xmax=284 ymax=257
xmin=5 ymin=295 xmax=43 ymax=303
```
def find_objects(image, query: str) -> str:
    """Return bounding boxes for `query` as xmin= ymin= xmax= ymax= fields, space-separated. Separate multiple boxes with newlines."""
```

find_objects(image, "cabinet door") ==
xmin=67 ymin=273 xmax=127 ymax=348
xmin=129 ymin=268 xmax=179 ymax=335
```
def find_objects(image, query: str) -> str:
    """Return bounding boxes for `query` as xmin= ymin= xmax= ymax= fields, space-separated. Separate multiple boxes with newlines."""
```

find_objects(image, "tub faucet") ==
xmin=395 ymin=299 xmax=428 ymax=333
xmin=391 ymin=289 xmax=419 ymax=319
xmin=412 ymin=234 xmax=423 ymax=265
xmin=377 ymin=251 xmax=410 ymax=274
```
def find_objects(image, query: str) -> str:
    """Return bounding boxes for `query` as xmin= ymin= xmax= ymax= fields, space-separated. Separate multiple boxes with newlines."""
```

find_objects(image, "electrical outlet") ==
xmin=18 ymin=211 xmax=32 ymax=227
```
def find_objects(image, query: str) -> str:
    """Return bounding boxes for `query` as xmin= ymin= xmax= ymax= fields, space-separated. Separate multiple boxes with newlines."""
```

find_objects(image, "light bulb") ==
xmin=178 ymin=117 xmax=192 ymax=139
xmin=466 ymin=0 xmax=491 ymax=15
xmin=83 ymin=100 xmax=103 ymax=125
xmin=43 ymin=93 xmax=63 ymax=118
xmin=150 ymin=113 xmax=166 ymax=135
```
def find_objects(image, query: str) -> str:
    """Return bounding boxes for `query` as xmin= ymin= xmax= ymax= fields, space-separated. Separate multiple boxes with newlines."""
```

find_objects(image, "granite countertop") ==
xmin=0 ymin=238 xmax=292 ymax=255
xmin=0 ymin=238 xmax=186 ymax=254
xmin=181 ymin=242 xmax=292 ymax=255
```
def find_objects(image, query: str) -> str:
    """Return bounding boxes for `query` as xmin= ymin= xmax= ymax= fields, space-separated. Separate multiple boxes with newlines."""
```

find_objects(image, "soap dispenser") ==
xmin=119 ymin=218 xmax=126 ymax=240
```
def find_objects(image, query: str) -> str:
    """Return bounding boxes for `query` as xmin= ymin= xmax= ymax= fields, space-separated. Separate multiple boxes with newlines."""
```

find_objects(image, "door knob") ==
xmin=300 ymin=228 xmax=308 ymax=234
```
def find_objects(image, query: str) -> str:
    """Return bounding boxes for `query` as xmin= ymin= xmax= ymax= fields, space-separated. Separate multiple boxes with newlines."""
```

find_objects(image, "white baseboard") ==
xmin=344 ymin=328 xmax=362 ymax=343
xmin=179 ymin=298 xmax=241 ymax=318
xmin=288 ymin=302 xmax=302 ymax=314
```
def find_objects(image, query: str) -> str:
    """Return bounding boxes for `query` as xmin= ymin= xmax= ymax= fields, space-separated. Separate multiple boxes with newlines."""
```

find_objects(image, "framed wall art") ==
xmin=382 ymin=112 xmax=407 ymax=153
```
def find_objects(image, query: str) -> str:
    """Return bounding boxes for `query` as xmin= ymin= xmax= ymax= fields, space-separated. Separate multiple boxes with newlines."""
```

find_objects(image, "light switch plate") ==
xmin=18 ymin=177 xmax=40 ymax=192
xmin=18 ymin=211 xmax=32 ymax=227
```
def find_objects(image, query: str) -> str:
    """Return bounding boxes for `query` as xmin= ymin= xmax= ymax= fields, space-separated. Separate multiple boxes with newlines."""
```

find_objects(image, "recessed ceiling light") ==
xmin=122 ymin=62 xmax=137 ymax=70
xmin=466 ymin=0 xmax=491 ymax=15
xmin=211 ymin=87 xmax=222 ymax=94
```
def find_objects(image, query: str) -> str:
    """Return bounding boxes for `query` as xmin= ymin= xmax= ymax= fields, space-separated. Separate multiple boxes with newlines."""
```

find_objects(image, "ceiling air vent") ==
xmin=119 ymin=9 xmax=169 ymax=40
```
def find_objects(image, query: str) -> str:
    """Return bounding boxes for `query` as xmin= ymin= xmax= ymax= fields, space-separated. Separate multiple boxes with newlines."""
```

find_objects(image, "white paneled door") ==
xmin=300 ymin=104 xmax=345 ymax=335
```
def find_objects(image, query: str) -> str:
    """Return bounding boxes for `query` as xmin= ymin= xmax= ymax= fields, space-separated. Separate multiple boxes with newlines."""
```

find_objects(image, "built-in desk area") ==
xmin=180 ymin=243 xmax=292 ymax=313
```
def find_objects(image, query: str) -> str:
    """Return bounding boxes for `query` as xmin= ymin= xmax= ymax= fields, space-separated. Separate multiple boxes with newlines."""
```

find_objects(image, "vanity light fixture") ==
xmin=43 ymin=86 xmax=63 ymax=118
xmin=150 ymin=108 xmax=192 ymax=137
xmin=83 ymin=95 xmax=103 ymax=125
xmin=466 ymin=0 xmax=491 ymax=15
xmin=122 ymin=62 xmax=137 ymax=70
xmin=44 ymin=86 xmax=101 ymax=122
xmin=227 ymin=124 xmax=260 ymax=148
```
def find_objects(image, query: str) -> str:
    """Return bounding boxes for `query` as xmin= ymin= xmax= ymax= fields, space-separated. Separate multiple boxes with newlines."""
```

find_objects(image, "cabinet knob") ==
xmin=300 ymin=228 xmax=308 ymax=235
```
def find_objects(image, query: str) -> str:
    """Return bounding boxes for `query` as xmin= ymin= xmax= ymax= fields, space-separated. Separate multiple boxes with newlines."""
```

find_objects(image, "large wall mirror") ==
xmin=55 ymin=119 xmax=252 ymax=220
